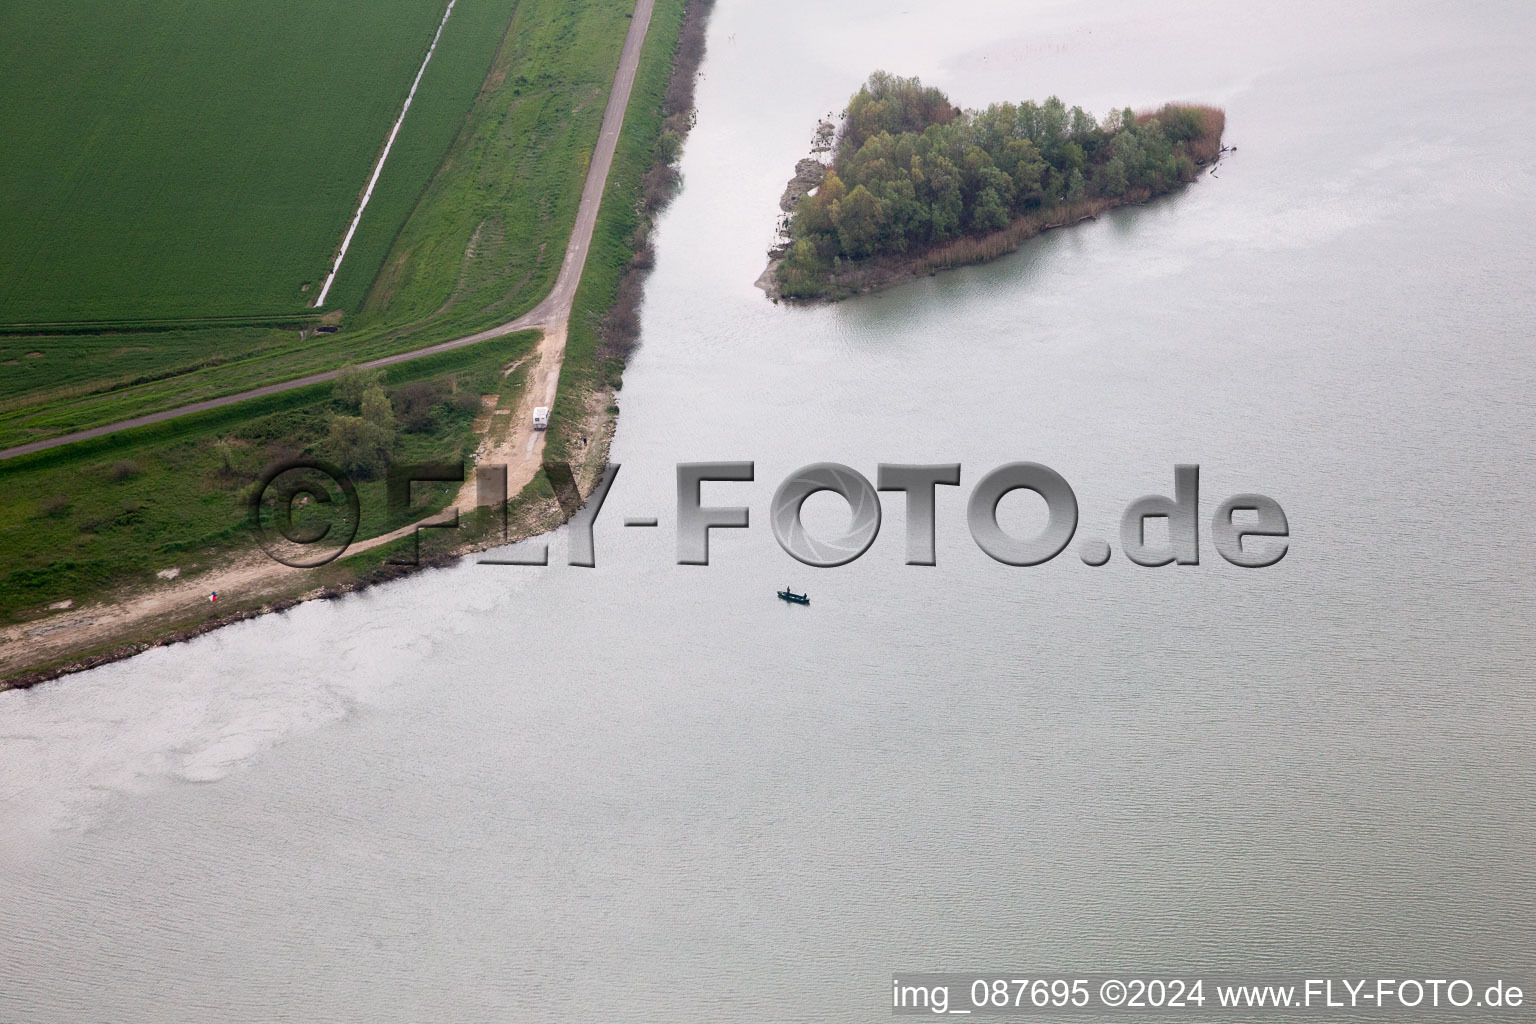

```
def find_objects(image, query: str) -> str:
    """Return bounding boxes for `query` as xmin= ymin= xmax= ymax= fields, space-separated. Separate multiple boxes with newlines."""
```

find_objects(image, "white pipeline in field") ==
xmin=314 ymin=0 xmax=457 ymax=308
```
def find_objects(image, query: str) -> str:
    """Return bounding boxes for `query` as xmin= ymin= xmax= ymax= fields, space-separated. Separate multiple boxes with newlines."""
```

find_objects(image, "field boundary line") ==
xmin=314 ymin=0 xmax=458 ymax=308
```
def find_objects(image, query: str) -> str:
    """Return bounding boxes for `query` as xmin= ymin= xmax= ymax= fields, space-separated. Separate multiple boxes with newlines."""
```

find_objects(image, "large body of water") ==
xmin=4 ymin=0 xmax=1534 ymax=1020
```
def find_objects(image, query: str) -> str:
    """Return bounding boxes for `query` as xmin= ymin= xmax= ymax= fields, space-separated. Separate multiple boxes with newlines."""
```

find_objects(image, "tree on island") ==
xmin=777 ymin=72 xmax=1225 ymax=298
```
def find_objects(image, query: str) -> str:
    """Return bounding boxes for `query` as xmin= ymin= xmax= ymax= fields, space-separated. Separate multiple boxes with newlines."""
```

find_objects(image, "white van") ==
xmin=532 ymin=406 xmax=550 ymax=430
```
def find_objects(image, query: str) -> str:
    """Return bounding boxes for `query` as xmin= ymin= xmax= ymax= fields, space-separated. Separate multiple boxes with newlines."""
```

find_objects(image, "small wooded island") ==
xmin=759 ymin=72 xmax=1226 ymax=301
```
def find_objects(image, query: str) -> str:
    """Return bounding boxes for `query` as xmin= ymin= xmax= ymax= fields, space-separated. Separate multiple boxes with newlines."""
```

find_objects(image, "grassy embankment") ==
xmin=545 ymin=0 xmax=705 ymax=465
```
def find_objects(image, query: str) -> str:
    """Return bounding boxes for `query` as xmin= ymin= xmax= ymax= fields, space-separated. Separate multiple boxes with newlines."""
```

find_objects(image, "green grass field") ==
xmin=0 ymin=328 xmax=291 ymax=409
xmin=0 ymin=0 xmax=516 ymax=326
xmin=0 ymin=0 xmax=647 ymax=450
xmin=546 ymin=0 xmax=688 ymax=465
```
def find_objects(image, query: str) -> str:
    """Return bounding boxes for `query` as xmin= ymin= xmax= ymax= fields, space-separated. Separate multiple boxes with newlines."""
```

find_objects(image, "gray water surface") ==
xmin=3 ymin=0 xmax=1535 ymax=1020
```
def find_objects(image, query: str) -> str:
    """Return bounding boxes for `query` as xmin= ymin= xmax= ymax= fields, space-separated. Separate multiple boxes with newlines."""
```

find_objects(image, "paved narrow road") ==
xmin=0 ymin=0 xmax=657 ymax=464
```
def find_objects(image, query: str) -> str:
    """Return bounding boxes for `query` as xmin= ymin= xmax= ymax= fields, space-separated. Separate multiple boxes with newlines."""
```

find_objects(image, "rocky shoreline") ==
xmin=756 ymin=119 xmax=834 ymax=297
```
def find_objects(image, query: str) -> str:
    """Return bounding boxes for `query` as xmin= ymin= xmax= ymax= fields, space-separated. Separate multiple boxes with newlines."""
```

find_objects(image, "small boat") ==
xmin=777 ymin=587 xmax=810 ymax=605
